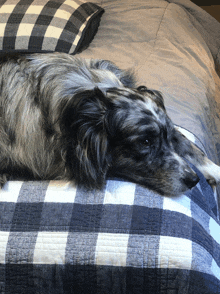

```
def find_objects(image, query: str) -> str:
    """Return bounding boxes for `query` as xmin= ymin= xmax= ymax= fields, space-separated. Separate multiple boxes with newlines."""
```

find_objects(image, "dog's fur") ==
xmin=0 ymin=52 xmax=219 ymax=196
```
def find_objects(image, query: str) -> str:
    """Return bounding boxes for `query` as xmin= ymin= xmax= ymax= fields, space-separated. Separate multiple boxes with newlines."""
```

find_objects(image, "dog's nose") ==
xmin=182 ymin=168 xmax=199 ymax=189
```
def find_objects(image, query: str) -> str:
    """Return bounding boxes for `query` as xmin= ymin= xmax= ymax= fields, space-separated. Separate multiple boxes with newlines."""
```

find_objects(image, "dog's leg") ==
xmin=173 ymin=126 xmax=220 ymax=186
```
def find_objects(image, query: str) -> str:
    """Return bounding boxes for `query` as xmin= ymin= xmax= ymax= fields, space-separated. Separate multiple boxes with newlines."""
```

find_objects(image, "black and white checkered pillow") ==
xmin=0 ymin=0 xmax=104 ymax=55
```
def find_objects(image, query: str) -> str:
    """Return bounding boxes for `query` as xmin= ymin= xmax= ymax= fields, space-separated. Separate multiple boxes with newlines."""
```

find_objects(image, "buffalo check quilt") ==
xmin=0 ymin=129 xmax=220 ymax=294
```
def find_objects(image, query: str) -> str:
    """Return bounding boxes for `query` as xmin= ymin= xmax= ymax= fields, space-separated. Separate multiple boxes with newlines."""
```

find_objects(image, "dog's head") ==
xmin=62 ymin=86 xmax=199 ymax=196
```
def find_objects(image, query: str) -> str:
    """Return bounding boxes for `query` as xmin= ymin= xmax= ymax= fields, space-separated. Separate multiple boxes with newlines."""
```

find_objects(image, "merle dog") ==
xmin=0 ymin=52 xmax=219 ymax=196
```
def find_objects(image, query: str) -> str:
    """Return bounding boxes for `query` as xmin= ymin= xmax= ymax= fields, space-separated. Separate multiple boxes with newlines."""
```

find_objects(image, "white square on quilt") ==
xmin=158 ymin=236 xmax=192 ymax=269
xmin=209 ymin=218 xmax=220 ymax=244
xmin=0 ymin=232 xmax=10 ymax=264
xmin=44 ymin=181 xmax=77 ymax=203
xmin=95 ymin=233 xmax=129 ymax=266
xmin=163 ymin=195 xmax=191 ymax=217
xmin=211 ymin=259 xmax=220 ymax=280
xmin=33 ymin=232 xmax=68 ymax=264
xmin=0 ymin=181 xmax=23 ymax=202
xmin=103 ymin=180 xmax=136 ymax=205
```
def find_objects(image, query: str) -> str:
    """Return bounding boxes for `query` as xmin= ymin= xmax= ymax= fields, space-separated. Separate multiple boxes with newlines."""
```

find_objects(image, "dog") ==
xmin=0 ymin=52 xmax=219 ymax=196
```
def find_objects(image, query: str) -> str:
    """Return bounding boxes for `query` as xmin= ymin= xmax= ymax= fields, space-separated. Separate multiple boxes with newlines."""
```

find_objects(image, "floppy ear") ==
xmin=91 ymin=59 xmax=136 ymax=88
xmin=137 ymin=86 xmax=165 ymax=111
xmin=63 ymin=88 xmax=112 ymax=189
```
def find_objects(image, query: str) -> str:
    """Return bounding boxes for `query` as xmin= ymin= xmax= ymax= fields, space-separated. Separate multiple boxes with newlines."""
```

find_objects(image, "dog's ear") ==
xmin=91 ymin=59 xmax=136 ymax=88
xmin=63 ymin=88 xmax=112 ymax=189
xmin=137 ymin=86 xmax=165 ymax=111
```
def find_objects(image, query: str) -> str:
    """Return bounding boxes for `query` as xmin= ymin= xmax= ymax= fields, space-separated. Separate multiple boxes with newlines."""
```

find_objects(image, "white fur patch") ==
xmin=197 ymin=159 xmax=220 ymax=184
xmin=175 ymin=126 xmax=196 ymax=143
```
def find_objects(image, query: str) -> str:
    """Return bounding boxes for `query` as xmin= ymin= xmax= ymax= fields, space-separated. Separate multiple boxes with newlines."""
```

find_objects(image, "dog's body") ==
xmin=0 ymin=52 xmax=219 ymax=196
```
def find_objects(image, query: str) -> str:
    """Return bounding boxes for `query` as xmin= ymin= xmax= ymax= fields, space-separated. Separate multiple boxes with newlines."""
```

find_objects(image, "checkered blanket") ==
xmin=0 ymin=129 xmax=220 ymax=294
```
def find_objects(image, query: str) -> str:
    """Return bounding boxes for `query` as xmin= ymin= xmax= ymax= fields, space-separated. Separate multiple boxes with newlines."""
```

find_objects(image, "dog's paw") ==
xmin=206 ymin=177 xmax=217 ymax=189
xmin=0 ymin=174 xmax=9 ymax=187
xmin=198 ymin=160 xmax=220 ymax=188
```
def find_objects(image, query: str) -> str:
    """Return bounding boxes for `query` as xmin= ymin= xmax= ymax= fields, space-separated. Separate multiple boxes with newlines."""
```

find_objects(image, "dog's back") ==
xmin=0 ymin=53 xmax=133 ymax=184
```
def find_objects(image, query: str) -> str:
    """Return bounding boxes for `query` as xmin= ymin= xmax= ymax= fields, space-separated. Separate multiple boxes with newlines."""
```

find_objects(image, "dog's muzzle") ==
xmin=182 ymin=167 xmax=199 ymax=189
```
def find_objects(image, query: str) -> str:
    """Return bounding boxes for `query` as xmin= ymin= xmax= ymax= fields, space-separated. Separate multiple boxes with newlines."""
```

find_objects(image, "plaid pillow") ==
xmin=0 ymin=0 xmax=104 ymax=55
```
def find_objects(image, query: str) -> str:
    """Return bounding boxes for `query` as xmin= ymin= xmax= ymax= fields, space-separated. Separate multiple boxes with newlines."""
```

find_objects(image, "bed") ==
xmin=0 ymin=0 xmax=220 ymax=293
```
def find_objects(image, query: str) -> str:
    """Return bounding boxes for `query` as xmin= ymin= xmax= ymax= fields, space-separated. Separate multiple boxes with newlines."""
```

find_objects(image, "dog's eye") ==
xmin=141 ymin=139 xmax=151 ymax=147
